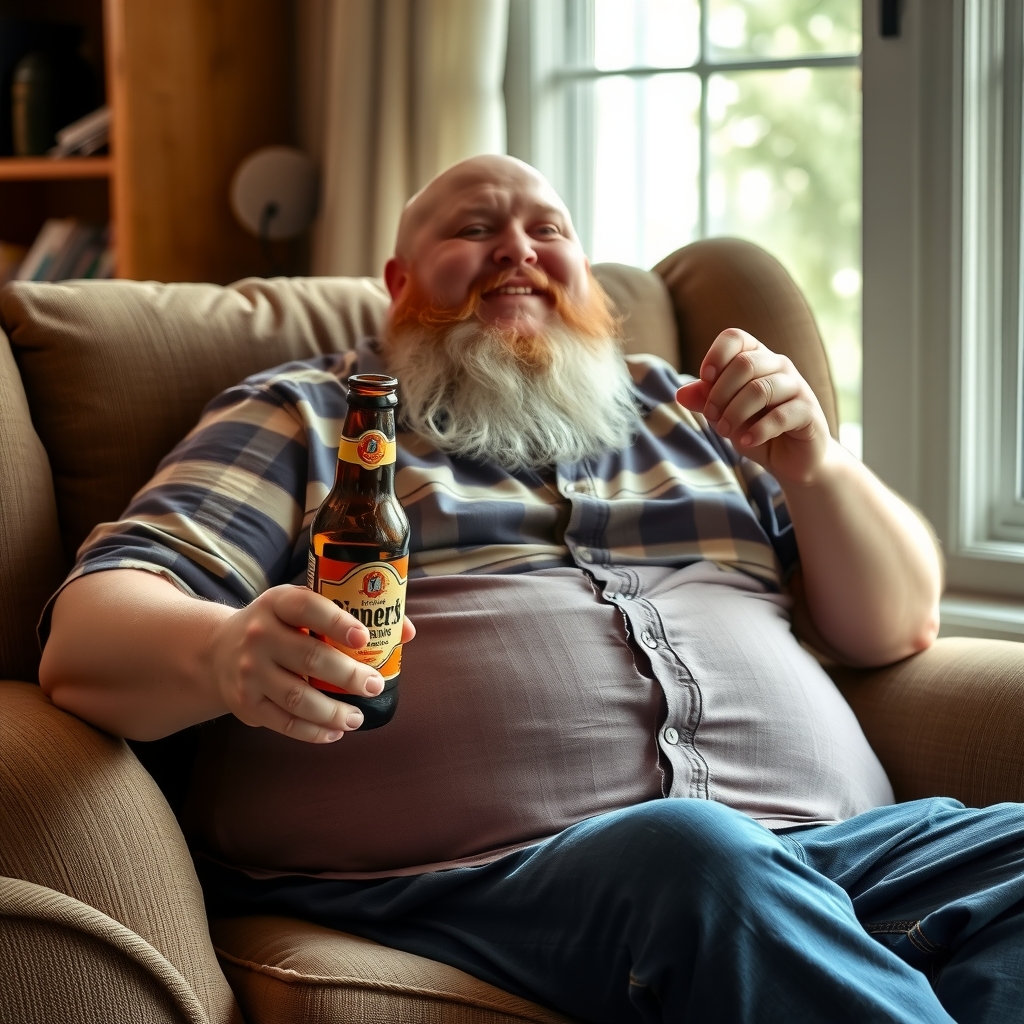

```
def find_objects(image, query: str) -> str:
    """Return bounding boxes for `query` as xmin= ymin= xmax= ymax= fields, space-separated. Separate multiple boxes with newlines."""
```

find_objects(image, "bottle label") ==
xmin=307 ymin=552 xmax=408 ymax=691
xmin=337 ymin=429 xmax=396 ymax=469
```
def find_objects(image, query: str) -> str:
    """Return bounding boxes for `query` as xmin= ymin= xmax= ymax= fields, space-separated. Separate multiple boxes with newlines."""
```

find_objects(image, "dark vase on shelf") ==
xmin=0 ymin=18 xmax=99 ymax=156
xmin=12 ymin=50 xmax=52 ymax=156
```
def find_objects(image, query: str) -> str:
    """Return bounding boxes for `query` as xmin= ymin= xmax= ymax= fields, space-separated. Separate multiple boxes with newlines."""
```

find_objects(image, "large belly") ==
xmin=641 ymin=562 xmax=894 ymax=827
xmin=184 ymin=569 xmax=665 ymax=877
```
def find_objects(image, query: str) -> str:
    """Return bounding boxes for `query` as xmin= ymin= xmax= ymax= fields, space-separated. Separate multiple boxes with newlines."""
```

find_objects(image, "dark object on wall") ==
xmin=12 ymin=51 xmax=52 ymax=156
xmin=881 ymin=0 xmax=902 ymax=38
xmin=0 ymin=17 xmax=99 ymax=156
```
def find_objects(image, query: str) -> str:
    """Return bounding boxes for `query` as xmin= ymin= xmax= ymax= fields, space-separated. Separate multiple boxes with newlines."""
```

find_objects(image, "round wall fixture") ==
xmin=230 ymin=147 xmax=318 ymax=240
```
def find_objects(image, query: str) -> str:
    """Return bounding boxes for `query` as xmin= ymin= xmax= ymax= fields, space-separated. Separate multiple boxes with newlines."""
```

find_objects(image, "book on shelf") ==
xmin=49 ymin=105 xmax=110 ymax=159
xmin=11 ymin=218 xmax=113 ymax=282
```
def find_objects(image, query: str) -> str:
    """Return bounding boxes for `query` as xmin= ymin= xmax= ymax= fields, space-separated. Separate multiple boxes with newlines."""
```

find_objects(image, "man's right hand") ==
xmin=39 ymin=570 xmax=414 ymax=744
xmin=207 ymin=584 xmax=415 ymax=743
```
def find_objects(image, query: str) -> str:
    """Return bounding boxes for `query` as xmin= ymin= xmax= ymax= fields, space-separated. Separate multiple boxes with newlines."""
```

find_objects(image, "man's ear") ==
xmin=384 ymin=258 xmax=409 ymax=301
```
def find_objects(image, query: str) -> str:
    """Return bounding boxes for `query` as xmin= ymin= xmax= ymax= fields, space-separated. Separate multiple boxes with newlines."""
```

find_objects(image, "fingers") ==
xmin=273 ymin=585 xmax=370 ymax=650
xmin=675 ymin=378 xmax=709 ymax=411
xmin=214 ymin=585 xmax=420 ymax=745
xmin=704 ymin=346 xmax=787 ymax=425
xmin=699 ymin=328 xmax=759 ymax=385
xmin=233 ymin=663 xmax=367 ymax=741
xmin=715 ymin=372 xmax=800 ymax=440
xmin=273 ymin=585 xmax=415 ymax=656
xmin=686 ymin=329 xmax=820 ymax=450
xmin=736 ymin=393 xmax=819 ymax=448
xmin=282 ymin=621 xmax=386 ymax=698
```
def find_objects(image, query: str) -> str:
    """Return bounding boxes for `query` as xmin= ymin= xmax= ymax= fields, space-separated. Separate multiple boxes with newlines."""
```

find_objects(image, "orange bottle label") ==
xmin=337 ymin=430 xmax=397 ymax=469
xmin=307 ymin=552 xmax=408 ymax=692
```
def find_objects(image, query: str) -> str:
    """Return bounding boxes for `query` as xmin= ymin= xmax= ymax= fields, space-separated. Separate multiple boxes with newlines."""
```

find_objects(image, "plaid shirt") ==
xmin=57 ymin=339 xmax=798 ymax=611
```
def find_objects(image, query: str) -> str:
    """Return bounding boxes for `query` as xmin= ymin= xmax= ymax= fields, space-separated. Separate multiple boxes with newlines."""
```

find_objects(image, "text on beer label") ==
xmin=308 ymin=553 xmax=407 ymax=678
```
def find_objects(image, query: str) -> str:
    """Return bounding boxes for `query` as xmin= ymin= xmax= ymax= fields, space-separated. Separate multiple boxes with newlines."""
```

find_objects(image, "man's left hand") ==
xmin=675 ymin=328 xmax=831 ymax=487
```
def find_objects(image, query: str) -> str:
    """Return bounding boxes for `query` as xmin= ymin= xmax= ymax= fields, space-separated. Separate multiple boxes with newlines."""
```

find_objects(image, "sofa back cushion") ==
xmin=0 ymin=277 xmax=390 ymax=567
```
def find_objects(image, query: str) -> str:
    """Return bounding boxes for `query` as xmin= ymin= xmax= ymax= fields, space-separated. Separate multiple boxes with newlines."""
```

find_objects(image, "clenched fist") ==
xmin=675 ymin=328 xmax=833 ymax=487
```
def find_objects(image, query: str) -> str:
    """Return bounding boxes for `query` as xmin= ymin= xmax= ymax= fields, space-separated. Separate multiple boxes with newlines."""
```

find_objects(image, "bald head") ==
xmin=394 ymin=155 xmax=578 ymax=260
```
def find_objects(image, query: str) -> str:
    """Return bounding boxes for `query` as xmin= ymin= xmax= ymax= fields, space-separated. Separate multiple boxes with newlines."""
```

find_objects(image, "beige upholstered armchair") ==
xmin=3 ymin=239 xmax=1024 ymax=1024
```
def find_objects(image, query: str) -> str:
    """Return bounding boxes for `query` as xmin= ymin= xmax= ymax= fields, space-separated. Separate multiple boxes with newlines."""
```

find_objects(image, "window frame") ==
xmin=862 ymin=0 xmax=1024 ymax=639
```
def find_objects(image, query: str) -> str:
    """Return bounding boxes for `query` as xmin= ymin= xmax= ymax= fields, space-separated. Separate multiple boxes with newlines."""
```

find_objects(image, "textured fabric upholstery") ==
xmin=0 ymin=877 xmax=209 ymax=1024
xmin=0 ymin=276 xmax=390 ymax=566
xmin=655 ymin=237 xmax=840 ymax=437
xmin=210 ymin=916 xmax=576 ymax=1024
xmin=0 ymin=331 xmax=66 ymax=683
xmin=0 ymin=681 xmax=242 ymax=1024
xmin=830 ymin=637 xmax=1024 ymax=806
xmin=591 ymin=262 xmax=679 ymax=369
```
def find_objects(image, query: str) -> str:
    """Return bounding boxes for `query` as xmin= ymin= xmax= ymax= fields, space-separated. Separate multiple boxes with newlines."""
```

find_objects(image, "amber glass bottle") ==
xmin=306 ymin=374 xmax=410 ymax=729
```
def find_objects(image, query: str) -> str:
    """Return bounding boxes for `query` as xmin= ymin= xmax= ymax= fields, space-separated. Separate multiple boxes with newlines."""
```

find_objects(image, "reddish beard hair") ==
xmin=386 ymin=264 xmax=621 ymax=371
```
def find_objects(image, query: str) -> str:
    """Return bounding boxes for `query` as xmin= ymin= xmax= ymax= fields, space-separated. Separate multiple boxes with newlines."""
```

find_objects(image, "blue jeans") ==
xmin=199 ymin=798 xmax=1024 ymax=1023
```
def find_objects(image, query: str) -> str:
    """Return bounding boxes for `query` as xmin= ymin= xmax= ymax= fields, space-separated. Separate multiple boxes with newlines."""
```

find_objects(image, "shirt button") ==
xmin=576 ymin=546 xmax=591 ymax=562
xmin=641 ymin=630 xmax=658 ymax=649
xmin=664 ymin=727 xmax=680 ymax=745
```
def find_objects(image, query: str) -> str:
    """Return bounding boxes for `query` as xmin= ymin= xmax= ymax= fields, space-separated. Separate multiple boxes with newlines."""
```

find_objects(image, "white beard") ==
xmin=383 ymin=319 xmax=641 ymax=471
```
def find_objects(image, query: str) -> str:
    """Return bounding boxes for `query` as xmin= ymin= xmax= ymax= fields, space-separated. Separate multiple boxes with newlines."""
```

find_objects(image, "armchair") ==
xmin=3 ymin=239 xmax=1023 ymax=1023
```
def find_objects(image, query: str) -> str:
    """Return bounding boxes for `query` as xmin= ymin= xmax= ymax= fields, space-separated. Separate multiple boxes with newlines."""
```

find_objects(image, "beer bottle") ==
xmin=306 ymin=373 xmax=409 ymax=729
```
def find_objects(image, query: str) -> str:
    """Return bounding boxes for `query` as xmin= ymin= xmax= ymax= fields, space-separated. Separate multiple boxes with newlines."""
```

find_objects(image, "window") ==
xmin=506 ymin=0 xmax=863 ymax=455
xmin=510 ymin=0 xmax=1024 ymax=638
xmin=862 ymin=0 xmax=1024 ymax=636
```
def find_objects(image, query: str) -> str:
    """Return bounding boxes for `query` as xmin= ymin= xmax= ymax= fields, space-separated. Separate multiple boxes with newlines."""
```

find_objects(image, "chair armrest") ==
xmin=828 ymin=637 xmax=1024 ymax=806
xmin=0 ymin=681 xmax=241 ymax=1024
xmin=1 ymin=876 xmax=209 ymax=1023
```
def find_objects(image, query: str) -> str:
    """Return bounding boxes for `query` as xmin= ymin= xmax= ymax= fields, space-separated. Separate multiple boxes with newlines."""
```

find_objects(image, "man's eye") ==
xmin=532 ymin=224 xmax=561 ymax=237
xmin=458 ymin=225 xmax=489 ymax=238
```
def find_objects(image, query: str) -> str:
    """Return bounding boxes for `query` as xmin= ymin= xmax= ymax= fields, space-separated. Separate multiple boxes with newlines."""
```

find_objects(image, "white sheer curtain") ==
xmin=298 ymin=0 xmax=509 ymax=278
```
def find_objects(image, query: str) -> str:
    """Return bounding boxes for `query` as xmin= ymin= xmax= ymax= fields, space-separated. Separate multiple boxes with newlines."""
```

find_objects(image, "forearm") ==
xmin=39 ymin=570 xmax=233 ymax=741
xmin=782 ymin=440 xmax=942 ymax=667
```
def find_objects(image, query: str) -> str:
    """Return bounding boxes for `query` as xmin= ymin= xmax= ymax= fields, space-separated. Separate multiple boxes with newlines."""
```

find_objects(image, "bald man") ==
xmin=40 ymin=156 xmax=1024 ymax=1024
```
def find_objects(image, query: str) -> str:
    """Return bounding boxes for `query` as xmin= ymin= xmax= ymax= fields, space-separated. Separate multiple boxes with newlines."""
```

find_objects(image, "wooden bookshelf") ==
xmin=0 ymin=0 xmax=293 ymax=282
xmin=0 ymin=156 xmax=113 ymax=180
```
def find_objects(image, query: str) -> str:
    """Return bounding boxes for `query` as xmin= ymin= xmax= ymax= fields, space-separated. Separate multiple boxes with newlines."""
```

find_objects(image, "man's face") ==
xmin=385 ymin=159 xmax=592 ymax=337
xmin=381 ymin=158 xmax=637 ymax=470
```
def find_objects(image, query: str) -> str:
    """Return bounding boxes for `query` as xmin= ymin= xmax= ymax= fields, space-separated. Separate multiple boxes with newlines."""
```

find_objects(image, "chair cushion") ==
xmin=830 ymin=636 xmax=1024 ymax=805
xmin=210 ymin=916 xmax=576 ymax=1024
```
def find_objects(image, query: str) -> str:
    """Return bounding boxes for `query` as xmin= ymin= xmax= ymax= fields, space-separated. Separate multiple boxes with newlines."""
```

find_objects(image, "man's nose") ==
xmin=492 ymin=224 xmax=537 ymax=267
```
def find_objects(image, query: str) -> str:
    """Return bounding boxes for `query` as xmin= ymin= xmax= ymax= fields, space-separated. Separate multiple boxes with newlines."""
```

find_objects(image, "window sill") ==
xmin=939 ymin=591 xmax=1024 ymax=644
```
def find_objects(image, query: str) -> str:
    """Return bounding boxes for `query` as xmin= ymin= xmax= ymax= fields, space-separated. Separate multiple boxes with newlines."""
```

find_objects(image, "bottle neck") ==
xmin=333 ymin=458 xmax=397 ymax=495
xmin=333 ymin=406 xmax=398 ymax=495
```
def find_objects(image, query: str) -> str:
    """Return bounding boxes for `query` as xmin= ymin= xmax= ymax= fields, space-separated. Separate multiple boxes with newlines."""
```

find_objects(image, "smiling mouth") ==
xmin=482 ymin=285 xmax=549 ymax=299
